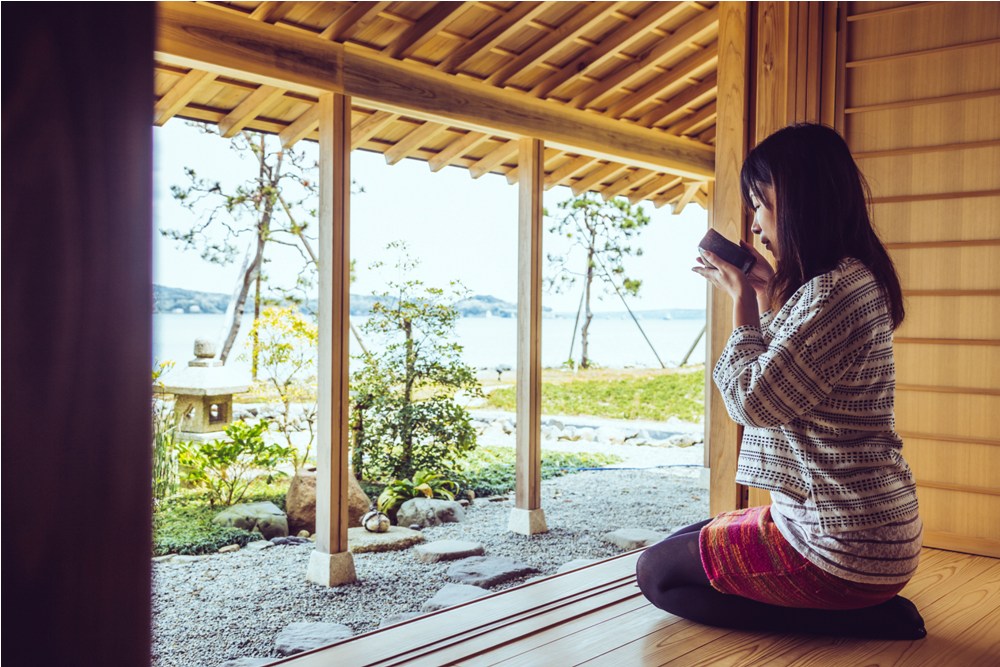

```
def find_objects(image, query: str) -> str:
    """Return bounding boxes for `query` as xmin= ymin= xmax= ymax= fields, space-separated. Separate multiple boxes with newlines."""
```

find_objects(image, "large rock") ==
xmin=421 ymin=583 xmax=490 ymax=612
xmin=601 ymin=528 xmax=667 ymax=551
xmin=348 ymin=526 xmax=424 ymax=554
xmin=275 ymin=622 xmax=353 ymax=656
xmin=445 ymin=556 xmax=539 ymax=587
xmin=213 ymin=501 xmax=288 ymax=540
xmin=397 ymin=498 xmax=466 ymax=528
xmin=286 ymin=468 xmax=371 ymax=534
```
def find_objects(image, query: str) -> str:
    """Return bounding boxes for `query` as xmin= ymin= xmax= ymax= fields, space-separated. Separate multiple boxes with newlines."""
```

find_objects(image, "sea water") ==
xmin=152 ymin=312 xmax=706 ymax=372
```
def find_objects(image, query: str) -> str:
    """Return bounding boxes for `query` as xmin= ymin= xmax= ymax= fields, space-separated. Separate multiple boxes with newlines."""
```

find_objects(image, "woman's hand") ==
xmin=741 ymin=240 xmax=775 ymax=296
xmin=692 ymin=249 xmax=754 ymax=301
xmin=693 ymin=249 xmax=761 ymax=329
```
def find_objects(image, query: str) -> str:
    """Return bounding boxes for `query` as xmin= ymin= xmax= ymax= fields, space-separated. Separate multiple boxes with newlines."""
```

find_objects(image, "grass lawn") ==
xmin=481 ymin=366 xmax=705 ymax=423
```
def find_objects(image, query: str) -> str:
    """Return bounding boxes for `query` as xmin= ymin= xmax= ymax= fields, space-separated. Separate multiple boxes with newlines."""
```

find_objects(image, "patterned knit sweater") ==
xmin=713 ymin=258 xmax=922 ymax=584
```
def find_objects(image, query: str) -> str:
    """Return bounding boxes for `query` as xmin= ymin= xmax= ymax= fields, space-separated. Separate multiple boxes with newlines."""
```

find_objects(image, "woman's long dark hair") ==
xmin=740 ymin=123 xmax=905 ymax=329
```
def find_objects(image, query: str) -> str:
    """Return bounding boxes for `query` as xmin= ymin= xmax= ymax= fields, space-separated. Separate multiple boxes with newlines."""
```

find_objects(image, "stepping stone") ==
xmin=557 ymin=558 xmax=600 ymax=574
xmin=245 ymin=540 xmax=273 ymax=552
xmin=275 ymin=621 xmax=352 ymax=656
xmin=218 ymin=544 xmax=240 ymax=554
xmin=445 ymin=556 xmax=539 ymax=587
xmin=414 ymin=540 xmax=485 ymax=563
xmin=601 ymin=528 xmax=667 ymax=551
xmin=379 ymin=612 xmax=424 ymax=628
xmin=421 ymin=583 xmax=490 ymax=612
xmin=348 ymin=526 xmax=424 ymax=554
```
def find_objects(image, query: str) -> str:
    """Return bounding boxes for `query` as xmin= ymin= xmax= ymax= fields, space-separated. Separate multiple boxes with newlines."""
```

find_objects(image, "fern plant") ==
xmin=377 ymin=470 xmax=458 ymax=515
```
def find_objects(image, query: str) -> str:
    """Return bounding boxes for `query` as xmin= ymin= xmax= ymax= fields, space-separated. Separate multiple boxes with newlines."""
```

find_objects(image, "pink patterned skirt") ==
xmin=698 ymin=506 xmax=905 ymax=610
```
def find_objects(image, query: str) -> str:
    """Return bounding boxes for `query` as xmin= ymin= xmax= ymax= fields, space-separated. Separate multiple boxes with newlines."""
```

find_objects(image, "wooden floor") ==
xmin=275 ymin=547 xmax=1000 ymax=666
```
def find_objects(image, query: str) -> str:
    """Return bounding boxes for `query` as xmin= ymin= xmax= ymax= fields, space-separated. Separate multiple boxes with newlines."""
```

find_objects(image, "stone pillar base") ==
xmin=508 ymin=507 xmax=548 ymax=535
xmin=306 ymin=550 xmax=357 ymax=587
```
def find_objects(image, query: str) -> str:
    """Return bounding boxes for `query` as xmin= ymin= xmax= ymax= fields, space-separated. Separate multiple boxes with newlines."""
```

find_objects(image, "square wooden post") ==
xmin=307 ymin=92 xmax=358 ymax=586
xmin=709 ymin=1 xmax=751 ymax=516
xmin=509 ymin=137 xmax=548 ymax=535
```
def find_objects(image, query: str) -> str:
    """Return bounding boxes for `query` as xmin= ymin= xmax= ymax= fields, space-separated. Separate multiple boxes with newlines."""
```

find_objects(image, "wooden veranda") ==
xmin=4 ymin=2 xmax=998 ymax=666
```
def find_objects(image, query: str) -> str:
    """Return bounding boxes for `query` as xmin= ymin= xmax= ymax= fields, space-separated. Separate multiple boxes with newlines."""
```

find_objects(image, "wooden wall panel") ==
xmin=842 ymin=1 xmax=1000 ymax=557
xmin=873 ymin=197 xmax=1000 ymax=244
xmin=895 ymin=343 xmax=1000 ymax=391
xmin=897 ymin=295 xmax=1000 ymax=340
xmin=846 ymin=97 xmax=1000 ymax=152
xmin=892 ymin=245 xmax=1000 ymax=291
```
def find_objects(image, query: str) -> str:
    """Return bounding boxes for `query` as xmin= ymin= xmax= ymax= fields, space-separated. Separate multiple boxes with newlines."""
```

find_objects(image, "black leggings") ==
xmin=635 ymin=520 xmax=927 ymax=640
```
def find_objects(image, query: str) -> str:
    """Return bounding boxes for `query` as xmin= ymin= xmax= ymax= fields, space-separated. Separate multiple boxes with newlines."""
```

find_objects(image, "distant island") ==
xmin=153 ymin=285 xmax=704 ymax=320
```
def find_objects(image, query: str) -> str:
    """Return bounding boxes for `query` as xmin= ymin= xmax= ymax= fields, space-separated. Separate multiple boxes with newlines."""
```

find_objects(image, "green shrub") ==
xmin=376 ymin=470 xmax=458 ymax=514
xmin=153 ymin=482 xmax=289 ymax=556
xmin=152 ymin=362 xmax=180 ymax=501
xmin=176 ymin=420 xmax=293 ymax=507
xmin=456 ymin=446 xmax=623 ymax=498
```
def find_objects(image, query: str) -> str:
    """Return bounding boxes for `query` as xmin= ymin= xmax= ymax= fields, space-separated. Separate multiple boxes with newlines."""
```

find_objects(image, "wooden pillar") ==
xmin=307 ymin=92 xmax=358 ymax=586
xmin=4 ymin=5 xmax=155 ymax=664
xmin=708 ymin=1 xmax=752 ymax=515
xmin=509 ymin=137 xmax=548 ymax=535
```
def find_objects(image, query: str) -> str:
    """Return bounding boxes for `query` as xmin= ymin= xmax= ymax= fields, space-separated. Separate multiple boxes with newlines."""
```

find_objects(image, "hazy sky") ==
xmin=153 ymin=122 xmax=710 ymax=313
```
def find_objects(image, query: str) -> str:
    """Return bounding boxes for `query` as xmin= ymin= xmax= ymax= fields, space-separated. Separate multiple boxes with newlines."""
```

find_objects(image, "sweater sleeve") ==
xmin=712 ymin=273 xmax=876 ymax=429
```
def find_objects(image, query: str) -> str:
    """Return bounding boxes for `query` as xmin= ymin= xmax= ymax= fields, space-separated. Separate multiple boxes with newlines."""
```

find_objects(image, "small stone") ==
xmin=421 ymin=583 xmax=490 ymax=612
xmin=152 ymin=555 xmax=174 ymax=564
xmin=408 ymin=524 xmax=422 ymax=531
xmin=275 ymin=621 xmax=353 ymax=656
xmin=667 ymin=434 xmax=699 ymax=448
xmin=297 ymin=530 xmax=311 ymax=538
xmin=601 ymin=528 xmax=667 ymax=551
xmin=218 ymin=544 xmax=241 ymax=554
xmin=445 ymin=556 xmax=539 ymax=587
xmin=414 ymin=540 xmax=485 ymax=563
xmin=458 ymin=499 xmax=470 ymax=508
xmin=270 ymin=536 xmax=310 ymax=546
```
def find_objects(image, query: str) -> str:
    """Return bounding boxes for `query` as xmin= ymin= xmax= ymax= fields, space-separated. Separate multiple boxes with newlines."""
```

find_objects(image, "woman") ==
xmin=636 ymin=124 xmax=926 ymax=639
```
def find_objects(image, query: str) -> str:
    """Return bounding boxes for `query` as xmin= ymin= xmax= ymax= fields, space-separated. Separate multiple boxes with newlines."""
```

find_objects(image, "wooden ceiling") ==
xmin=154 ymin=1 xmax=719 ymax=212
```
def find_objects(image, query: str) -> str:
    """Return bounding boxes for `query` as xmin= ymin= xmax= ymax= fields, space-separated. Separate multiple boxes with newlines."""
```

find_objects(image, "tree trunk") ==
xmin=402 ymin=318 xmax=415 ymax=476
xmin=218 ymin=236 xmax=264 ymax=363
xmin=251 ymin=270 xmax=261 ymax=380
xmin=580 ymin=249 xmax=595 ymax=369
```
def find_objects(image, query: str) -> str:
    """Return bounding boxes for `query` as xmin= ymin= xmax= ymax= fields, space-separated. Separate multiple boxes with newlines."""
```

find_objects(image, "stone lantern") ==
xmin=159 ymin=339 xmax=250 ymax=442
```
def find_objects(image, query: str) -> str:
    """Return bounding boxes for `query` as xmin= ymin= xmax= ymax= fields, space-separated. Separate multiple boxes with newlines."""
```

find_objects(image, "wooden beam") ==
xmin=571 ymin=161 xmax=629 ymax=196
xmin=570 ymin=5 xmax=719 ymax=110
xmin=383 ymin=121 xmax=445 ymax=165
xmin=511 ymin=137 xmax=547 ymax=536
xmin=600 ymin=168 xmax=656 ymax=201
xmin=666 ymin=100 xmax=718 ymax=137
xmin=428 ymin=130 xmax=490 ymax=172
xmin=154 ymin=68 xmax=217 ymax=125
xmin=531 ymin=2 xmax=688 ymax=98
xmin=671 ymin=180 xmax=703 ymax=214
xmin=218 ymin=84 xmax=284 ymax=137
xmin=640 ymin=73 xmax=717 ymax=127
xmin=388 ymin=2 xmax=473 ymax=60
xmin=156 ymin=2 xmax=715 ymax=179
xmin=308 ymin=92 xmax=357 ymax=587
xmin=603 ymin=45 xmax=718 ymax=119
xmin=628 ymin=173 xmax=682 ymax=205
xmin=350 ymin=109 xmax=399 ymax=150
xmin=709 ymin=1 xmax=751 ymax=516
xmin=469 ymin=140 xmax=519 ymax=178
xmin=279 ymin=106 xmax=319 ymax=149
xmin=438 ymin=2 xmax=548 ymax=73
xmin=486 ymin=2 xmax=624 ymax=88
xmin=545 ymin=154 xmax=596 ymax=189
xmin=319 ymin=1 xmax=390 ymax=42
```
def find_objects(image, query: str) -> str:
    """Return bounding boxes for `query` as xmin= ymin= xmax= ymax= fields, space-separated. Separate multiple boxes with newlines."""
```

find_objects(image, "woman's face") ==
xmin=750 ymin=185 xmax=778 ymax=257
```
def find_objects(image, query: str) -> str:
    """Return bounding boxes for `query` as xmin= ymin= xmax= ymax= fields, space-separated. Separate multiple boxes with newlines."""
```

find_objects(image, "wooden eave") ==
xmin=154 ymin=1 xmax=719 ymax=211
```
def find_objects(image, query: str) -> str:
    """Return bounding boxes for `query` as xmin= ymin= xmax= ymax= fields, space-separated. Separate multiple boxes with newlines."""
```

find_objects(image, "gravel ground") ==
xmin=152 ymin=464 xmax=709 ymax=667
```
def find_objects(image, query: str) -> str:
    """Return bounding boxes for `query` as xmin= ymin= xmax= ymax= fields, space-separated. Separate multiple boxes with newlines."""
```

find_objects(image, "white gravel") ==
xmin=152 ymin=464 xmax=708 ymax=667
